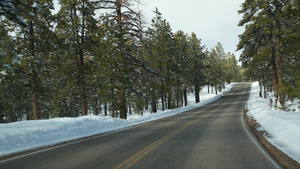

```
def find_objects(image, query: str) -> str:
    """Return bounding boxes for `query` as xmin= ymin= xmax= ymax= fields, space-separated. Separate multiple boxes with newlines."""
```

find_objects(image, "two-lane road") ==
xmin=0 ymin=83 xmax=282 ymax=169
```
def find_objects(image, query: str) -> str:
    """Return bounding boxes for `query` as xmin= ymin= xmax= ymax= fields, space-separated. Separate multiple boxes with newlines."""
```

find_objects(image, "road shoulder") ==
xmin=244 ymin=108 xmax=300 ymax=169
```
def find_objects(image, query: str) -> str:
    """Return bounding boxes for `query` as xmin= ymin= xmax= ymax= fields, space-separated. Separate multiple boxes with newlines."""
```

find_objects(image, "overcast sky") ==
xmin=138 ymin=0 xmax=245 ymax=59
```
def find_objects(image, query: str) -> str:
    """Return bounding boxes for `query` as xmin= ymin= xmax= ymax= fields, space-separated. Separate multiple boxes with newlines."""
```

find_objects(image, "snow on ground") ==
xmin=0 ymin=84 xmax=235 ymax=157
xmin=246 ymin=81 xmax=300 ymax=163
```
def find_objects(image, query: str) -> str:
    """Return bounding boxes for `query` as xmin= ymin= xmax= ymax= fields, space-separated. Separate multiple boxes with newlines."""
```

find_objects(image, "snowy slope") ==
xmin=247 ymin=82 xmax=300 ymax=163
xmin=0 ymin=84 xmax=235 ymax=157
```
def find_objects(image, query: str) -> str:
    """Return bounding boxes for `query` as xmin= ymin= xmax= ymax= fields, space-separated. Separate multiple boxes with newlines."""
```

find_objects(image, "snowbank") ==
xmin=0 ymin=84 xmax=235 ymax=157
xmin=247 ymin=81 xmax=300 ymax=163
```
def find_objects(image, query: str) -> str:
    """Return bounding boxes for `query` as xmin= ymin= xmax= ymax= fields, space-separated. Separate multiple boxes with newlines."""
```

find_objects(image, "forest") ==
xmin=238 ymin=0 xmax=300 ymax=110
xmin=0 ymin=0 xmax=243 ymax=122
xmin=2 ymin=0 xmax=300 ymax=123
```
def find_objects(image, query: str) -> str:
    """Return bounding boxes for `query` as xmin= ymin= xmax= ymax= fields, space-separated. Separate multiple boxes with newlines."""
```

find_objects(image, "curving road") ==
xmin=0 ymin=83 xmax=282 ymax=169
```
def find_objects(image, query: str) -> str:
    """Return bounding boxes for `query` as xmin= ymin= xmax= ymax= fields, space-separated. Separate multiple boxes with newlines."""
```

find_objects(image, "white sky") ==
xmin=138 ymin=0 xmax=245 ymax=59
xmin=53 ymin=0 xmax=245 ymax=59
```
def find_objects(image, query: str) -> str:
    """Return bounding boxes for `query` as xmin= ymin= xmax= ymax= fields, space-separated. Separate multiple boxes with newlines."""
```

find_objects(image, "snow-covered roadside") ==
xmin=246 ymin=82 xmax=300 ymax=163
xmin=0 ymin=84 xmax=235 ymax=157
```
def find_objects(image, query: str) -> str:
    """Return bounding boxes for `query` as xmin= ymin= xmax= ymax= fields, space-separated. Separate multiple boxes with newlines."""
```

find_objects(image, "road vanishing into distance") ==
xmin=0 ymin=83 xmax=282 ymax=169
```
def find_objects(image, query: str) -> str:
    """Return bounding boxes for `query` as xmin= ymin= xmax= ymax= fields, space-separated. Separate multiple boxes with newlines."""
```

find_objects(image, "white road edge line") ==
xmin=0 ymin=83 xmax=237 ymax=164
xmin=241 ymin=84 xmax=282 ymax=169
xmin=0 ymin=127 xmax=130 ymax=164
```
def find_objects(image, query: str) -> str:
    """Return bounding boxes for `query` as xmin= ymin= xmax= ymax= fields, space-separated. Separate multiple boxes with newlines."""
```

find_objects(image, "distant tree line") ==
xmin=238 ymin=0 xmax=300 ymax=110
xmin=0 ymin=0 xmax=242 ymax=122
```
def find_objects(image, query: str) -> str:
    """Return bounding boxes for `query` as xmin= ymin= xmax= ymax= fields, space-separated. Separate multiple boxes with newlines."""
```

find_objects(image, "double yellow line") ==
xmin=114 ymin=119 xmax=199 ymax=169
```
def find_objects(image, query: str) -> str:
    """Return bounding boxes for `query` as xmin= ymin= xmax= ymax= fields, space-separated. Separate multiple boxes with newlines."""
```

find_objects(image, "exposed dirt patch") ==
xmin=244 ymin=108 xmax=300 ymax=169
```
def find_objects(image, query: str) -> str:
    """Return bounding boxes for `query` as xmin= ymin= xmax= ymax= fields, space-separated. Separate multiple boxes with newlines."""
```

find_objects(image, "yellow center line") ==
xmin=114 ymin=119 xmax=199 ymax=169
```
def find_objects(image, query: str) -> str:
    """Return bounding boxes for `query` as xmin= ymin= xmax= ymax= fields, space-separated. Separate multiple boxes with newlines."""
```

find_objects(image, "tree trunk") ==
xmin=10 ymin=107 xmax=14 ymax=122
xmin=208 ymin=84 xmax=210 ymax=93
xmin=167 ymin=90 xmax=172 ymax=109
xmin=80 ymin=83 xmax=87 ymax=116
xmin=195 ymin=83 xmax=200 ymax=103
xmin=145 ymin=90 xmax=148 ymax=110
xmin=161 ymin=91 xmax=165 ymax=111
xmin=176 ymin=83 xmax=179 ymax=108
xmin=78 ymin=46 xmax=87 ymax=115
xmin=259 ymin=79 xmax=262 ymax=98
xmin=119 ymin=90 xmax=127 ymax=119
xmin=29 ymin=20 xmax=40 ymax=120
xmin=176 ymin=54 xmax=179 ymax=109
xmin=160 ymin=65 xmax=165 ymax=111
xmin=276 ymin=37 xmax=285 ymax=106
xmin=262 ymin=67 xmax=267 ymax=99
xmin=116 ymin=0 xmax=122 ymax=32
xmin=31 ymin=71 xmax=39 ymax=120
xmin=151 ymin=98 xmax=157 ymax=113
xmin=94 ymin=100 xmax=98 ymax=115
xmin=180 ymin=90 xmax=183 ymax=108
xmin=215 ymin=84 xmax=218 ymax=95
xmin=99 ymin=101 xmax=102 ymax=114
xmin=104 ymin=102 xmax=107 ymax=116
xmin=72 ymin=2 xmax=87 ymax=116
xmin=166 ymin=70 xmax=172 ymax=109
xmin=128 ymin=102 xmax=132 ymax=115
xmin=0 ymin=104 xmax=5 ymax=122
xmin=111 ymin=79 xmax=116 ymax=117
xmin=111 ymin=100 xmax=116 ymax=118
xmin=164 ymin=93 xmax=167 ymax=110
xmin=116 ymin=0 xmax=128 ymax=119
xmin=263 ymin=83 xmax=266 ymax=99
xmin=80 ymin=1 xmax=87 ymax=116
xmin=151 ymin=89 xmax=157 ymax=113
xmin=184 ymin=88 xmax=188 ymax=107
xmin=270 ymin=44 xmax=279 ymax=101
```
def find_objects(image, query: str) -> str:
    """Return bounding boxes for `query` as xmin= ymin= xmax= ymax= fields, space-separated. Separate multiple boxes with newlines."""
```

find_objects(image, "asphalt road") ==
xmin=0 ymin=83 xmax=282 ymax=169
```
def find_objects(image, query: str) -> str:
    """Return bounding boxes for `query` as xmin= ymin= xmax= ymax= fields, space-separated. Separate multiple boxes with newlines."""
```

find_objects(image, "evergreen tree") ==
xmin=0 ymin=20 xmax=28 ymax=122
xmin=0 ymin=0 xmax=30 ymax=27
xmin=0 ymin=0 xmax=55 ymax=120
xmin=223 ymin=52 xmax=239 ymax=84
xmin=208 ymin=42 xmax=226 ymax=95
xmin=238 ymin=0 xmax=296 ymax=108
xmin=0 ymin=0 xmax=244 ymax=123
xmin=173 ymin=30 xmax=190 ymax=107
xmin=187 ymin=32 xmax=205 ymax=103
xmin=281 ymin=0 xmax=300 ymax=99
xmin=55 ymin=0 xmax=97 ymax=116
xmin=94 ymin=0 xmax=145 ymax=119
xmin=145 ymin=8 xmax=174 ymax=112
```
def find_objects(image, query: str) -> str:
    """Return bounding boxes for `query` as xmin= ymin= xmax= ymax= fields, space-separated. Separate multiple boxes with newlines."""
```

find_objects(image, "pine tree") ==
xmin=208 ymin=42 xmax=226 ymax=95
xmin=0 ymin=20 xmax=27 ymax=122
xmin=0 ymin=0 xmax=30 ymax=27
xmin=173 ymin=30 xmax=190 ymax=107
xmin=55 ymin=0 xmax=97 ymax=116
xmin=281 ymin=0 xmax=300 ymax=99
xmin=94 ymin=0 xmax=145 ymax=119
xmin=145 ymin=8 xmax=174 ymax=112
xmin=238 ymin=0 xmax=293 ymax=108
xmin=1 ymin=0 xmax=56 ymax=120
xmin=223 ymin=52 xmax=239 ymax=84
xmin=187 ymin=32 xmax=205 ymax=103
